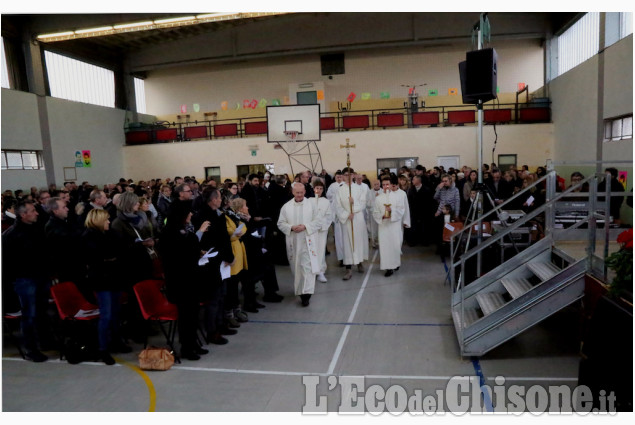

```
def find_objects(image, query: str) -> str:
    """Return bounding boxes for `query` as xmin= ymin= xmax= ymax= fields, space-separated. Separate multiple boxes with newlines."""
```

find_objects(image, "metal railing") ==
xmin=449 ymin=170 xmax=623 ymax=295
xmin=123 ymin=100 xmax=552 ymax=144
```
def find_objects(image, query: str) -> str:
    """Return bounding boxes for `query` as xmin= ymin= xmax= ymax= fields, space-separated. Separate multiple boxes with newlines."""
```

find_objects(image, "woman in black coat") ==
xmin=158 ymin=200 xmax=210 ymax=361
xmin=82 ymin=209 xmax=132 ymax=365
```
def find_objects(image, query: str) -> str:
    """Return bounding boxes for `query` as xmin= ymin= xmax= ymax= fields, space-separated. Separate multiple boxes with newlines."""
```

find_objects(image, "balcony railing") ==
xmin=124 ymin=101 xmax=551 ymax=145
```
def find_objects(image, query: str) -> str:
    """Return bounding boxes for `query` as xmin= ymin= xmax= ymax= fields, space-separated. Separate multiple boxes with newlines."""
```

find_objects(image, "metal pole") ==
xmin=476 ymin=15 xmax=484 ymax=276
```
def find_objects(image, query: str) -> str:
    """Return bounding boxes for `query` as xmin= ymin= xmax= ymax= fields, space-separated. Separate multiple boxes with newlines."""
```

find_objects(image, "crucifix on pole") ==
xmin=340 ymin=138 xmax=356 ymax=253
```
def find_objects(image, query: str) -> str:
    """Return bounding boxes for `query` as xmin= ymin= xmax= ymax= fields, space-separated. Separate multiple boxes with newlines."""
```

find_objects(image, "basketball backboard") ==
xmin=266 ymin=104 xmax=321 ymax=143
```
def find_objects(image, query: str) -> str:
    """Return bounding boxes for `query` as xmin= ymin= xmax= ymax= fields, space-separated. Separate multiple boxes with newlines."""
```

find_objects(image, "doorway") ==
xmin=204 ymin=166 xmax=221 ymax=184
xmin=376 ymin=157 xmax=419 ymax=176
xmin=236 ymin=163 xmax=275 ymax=181
xmin=437 ymin=155 xmax=460 ymax=171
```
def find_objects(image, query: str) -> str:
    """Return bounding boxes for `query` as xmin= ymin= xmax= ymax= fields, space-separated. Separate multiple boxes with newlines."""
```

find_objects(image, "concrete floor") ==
xmin=2 ymin=237 xmax=585 ymax=413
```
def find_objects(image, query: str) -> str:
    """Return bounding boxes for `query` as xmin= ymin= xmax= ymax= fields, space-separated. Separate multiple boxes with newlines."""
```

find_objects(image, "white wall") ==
xmin=1 ymin=88 xmax=43 ymax=150
xmin=122 ymin=123 xmax=554 ymax=182
xmin=549 ymin=35 xmax=633 ymax=166
xmin=46 ymin=96 xmax=126 ymax=186
xmin=1 ymin=88 xmax=47 ymax=190
xmin=603 ymin=35 xmax=633 ymax=119
xmin=1 ymin=89 xmax=127 ymax=192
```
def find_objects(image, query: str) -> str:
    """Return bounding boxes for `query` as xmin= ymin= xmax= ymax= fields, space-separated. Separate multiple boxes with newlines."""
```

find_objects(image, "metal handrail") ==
xmin=450 ymin=171 xmax=611 ymax=294
xmin=124 ymin=100 xmax=552 ymax=143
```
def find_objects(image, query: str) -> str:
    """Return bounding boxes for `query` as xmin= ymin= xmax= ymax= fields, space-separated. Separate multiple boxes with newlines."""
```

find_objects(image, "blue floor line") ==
xmin=249 ymin=319 xmax=453 ymax=327
xmin=471 ymin=357 xmax=494 ymax=412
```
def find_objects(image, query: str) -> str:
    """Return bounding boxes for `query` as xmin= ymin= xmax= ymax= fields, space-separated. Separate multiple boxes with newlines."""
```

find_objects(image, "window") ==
xmin=497 ymin=154 xmax=518 ymax=172
xmin=297 ymin=91 xmax=317 ymax=105
xmin=557 ymin=13 xmax=600 ymax=77
xmin=376 ymin=157 xmax=419 ymax=176
xmin=236 ymin=164 xmax=274 ymax=180
xmin=621 ymin=12 xmax=633 ymax=38
xmin=44 ymin=50 xmax=115 ymax=108
xmin=205 ymin=166 xmax=221 ymax=183
xmin=1 ymin=36 xmax=10 ymax=89
xmin=604 ymin=115 xmax=633 ymax=142
xmin=134 ymin=77 xmax=147 ymax=113
xmin=1 ymin=150 xmax=45 ymax=170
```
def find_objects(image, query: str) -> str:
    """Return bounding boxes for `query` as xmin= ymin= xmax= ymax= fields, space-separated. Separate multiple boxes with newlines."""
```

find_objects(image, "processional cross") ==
xmin=340 ymin=138 xmax=356 ymax=252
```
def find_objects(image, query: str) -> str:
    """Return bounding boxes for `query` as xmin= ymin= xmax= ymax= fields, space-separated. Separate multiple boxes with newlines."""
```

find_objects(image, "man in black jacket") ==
xmin=45 ymin=198 xmax=85 ymax=291
xmin=485 ymin=168 xmax=513 ymax=206
xmin=192 ymin=187 xmax=235 ymax=345
xmin=2 ymin=201 xmax=51 ymax=362
xmin=598 ymin=167 xmax=625 ymax=224
xmin=407 ymin=175 xmax=432 ymax=246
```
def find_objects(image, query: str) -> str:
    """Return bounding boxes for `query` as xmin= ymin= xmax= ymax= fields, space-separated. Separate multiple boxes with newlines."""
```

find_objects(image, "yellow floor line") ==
xmin=115 ymin=357 xmax=157 ymax=412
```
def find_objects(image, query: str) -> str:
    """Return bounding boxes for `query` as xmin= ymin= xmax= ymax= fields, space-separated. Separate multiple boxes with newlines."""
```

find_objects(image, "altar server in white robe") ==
xmin=354 ymin=173 xmax=371 ymax=261
xmin=391 ymin=178 xmax=411 ymax=248
xmin=326 ymin=171 xmax=345 ymax=266
xmin=367 ymin=180 xmax=381 ymax=248
xmin=277 ymin=183 xmax=321 ymax=306
xmin=309 ymin=178 xmax=332 ymax=282
xmin=337 ymin=167 xmax=369 ymax=280
xmin=373 ymin=177 xmax=406 ymax=276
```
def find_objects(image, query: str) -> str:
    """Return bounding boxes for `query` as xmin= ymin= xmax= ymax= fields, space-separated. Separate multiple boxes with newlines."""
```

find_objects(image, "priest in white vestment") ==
xmin=336 ymin=167 xmax=369 ymax=280
xmin=277 ymin=183 xmax=321 ymax=306
xmin=308 ymin=178 xmax=332 ymax=282
xmin=373 ymin=177 xmax=405 ymax=276
xmin=326 ymin=172 xmax=345 ymax=266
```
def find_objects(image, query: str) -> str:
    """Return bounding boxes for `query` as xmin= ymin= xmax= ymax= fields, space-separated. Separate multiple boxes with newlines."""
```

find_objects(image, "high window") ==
xmin=44 ymin=50 xmax=115 ymax=108
xmin=1 ymin=150 xmax=45 ymax=170
xmin=1 ymin=37 xmax=10 ymax=89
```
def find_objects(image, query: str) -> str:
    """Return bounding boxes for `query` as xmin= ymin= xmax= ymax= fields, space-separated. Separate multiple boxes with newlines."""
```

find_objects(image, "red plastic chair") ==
xmin=3 ymin=312 xmax=25 ymax=359
xmin=133 ymin=280 xmax=178 ymax=355
xmin=50 ymin=281 xmax=100 ymax=360
xmin=51 ymin=282 xmax=100 ymax=320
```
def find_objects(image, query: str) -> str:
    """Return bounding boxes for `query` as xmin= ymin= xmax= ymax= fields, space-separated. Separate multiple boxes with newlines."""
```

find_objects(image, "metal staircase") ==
xmin=448 ymin=168 xmax=622 ymax=357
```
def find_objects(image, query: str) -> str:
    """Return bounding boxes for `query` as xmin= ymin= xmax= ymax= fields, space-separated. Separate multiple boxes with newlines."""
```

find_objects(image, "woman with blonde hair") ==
xmin=82 ymin=209 xmax=131 ymax=365
xmin=222 ymin=196 xmax=249 ymax=327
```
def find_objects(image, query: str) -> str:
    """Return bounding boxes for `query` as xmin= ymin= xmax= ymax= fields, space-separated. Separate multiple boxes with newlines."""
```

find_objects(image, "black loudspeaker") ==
xmin=458 ymin=61 xmax=476 ymax=104
xmin=321 ymin=53 xmax=345 ymax=75
xmin=458 ymin=48 xmax=497 ymax=104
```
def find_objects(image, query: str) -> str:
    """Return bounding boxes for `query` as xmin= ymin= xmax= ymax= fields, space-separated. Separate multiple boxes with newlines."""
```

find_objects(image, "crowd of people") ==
xmin=1 ymin=163 xmax=626 ymax=364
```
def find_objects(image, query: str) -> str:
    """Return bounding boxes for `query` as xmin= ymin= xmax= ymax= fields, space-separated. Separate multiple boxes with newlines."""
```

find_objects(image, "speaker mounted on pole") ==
xmin=458 ymin=48 xmax=497 ymax=105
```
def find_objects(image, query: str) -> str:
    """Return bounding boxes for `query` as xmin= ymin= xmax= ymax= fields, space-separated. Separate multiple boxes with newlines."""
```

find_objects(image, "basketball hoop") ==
xmin=284 ymin=130 xmax=298 ymax=141
xmin=279 ymin=130 xmax=304 ymax=154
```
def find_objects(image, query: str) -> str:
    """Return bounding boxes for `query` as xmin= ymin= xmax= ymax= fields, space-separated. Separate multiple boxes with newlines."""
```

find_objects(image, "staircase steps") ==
xmin=527 ymin=261 xmax=561 ymax=281
xmin=501 ymin=278 xmax=534 ymax=299
xmin=475 ymin=292 xmax=506 ymax=316
xmin=452 ymin=307 xmax=481 ymax=329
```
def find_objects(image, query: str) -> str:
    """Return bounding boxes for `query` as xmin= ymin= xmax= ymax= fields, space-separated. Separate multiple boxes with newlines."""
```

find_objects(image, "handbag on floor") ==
xmin=138 ymin=347 xmax=174 ymax=371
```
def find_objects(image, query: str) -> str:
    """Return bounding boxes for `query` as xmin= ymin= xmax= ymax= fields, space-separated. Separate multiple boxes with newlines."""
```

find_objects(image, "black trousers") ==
xmin=203 ymin=279 xmax=227 ymax=337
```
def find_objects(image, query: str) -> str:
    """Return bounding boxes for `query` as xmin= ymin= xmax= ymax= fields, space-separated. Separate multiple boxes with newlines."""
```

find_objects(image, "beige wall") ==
xmin=145 ymin=39 xmax=544 ymax=118
xmin=122 ymin=123 xmax=554 ymax=183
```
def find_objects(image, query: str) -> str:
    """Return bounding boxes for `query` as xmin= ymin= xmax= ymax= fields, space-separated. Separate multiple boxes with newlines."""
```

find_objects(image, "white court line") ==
xmin=327 ymin=250 xmax=378 ymax=375
xmin=2 ymin=357 xmax=578 ymax=382
xmin=486 ymin=376 xmax=579 ymax=382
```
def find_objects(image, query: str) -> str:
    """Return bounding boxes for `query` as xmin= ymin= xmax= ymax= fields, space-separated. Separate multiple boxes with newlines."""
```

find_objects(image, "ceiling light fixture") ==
xmin=153 ymin=16 xmax=197 ymax=25
xmin=74 ymin=26 xmax=114 ymax=35
xmin=35 ymin=13 xmax=291 ymax=43
xmin=113 ymin=21 xmax=154 ymax=30
xmin=195 ymin=13 xmax=237 ymax=20
xmin=37 ymin=31 xmax=75 ymax=40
